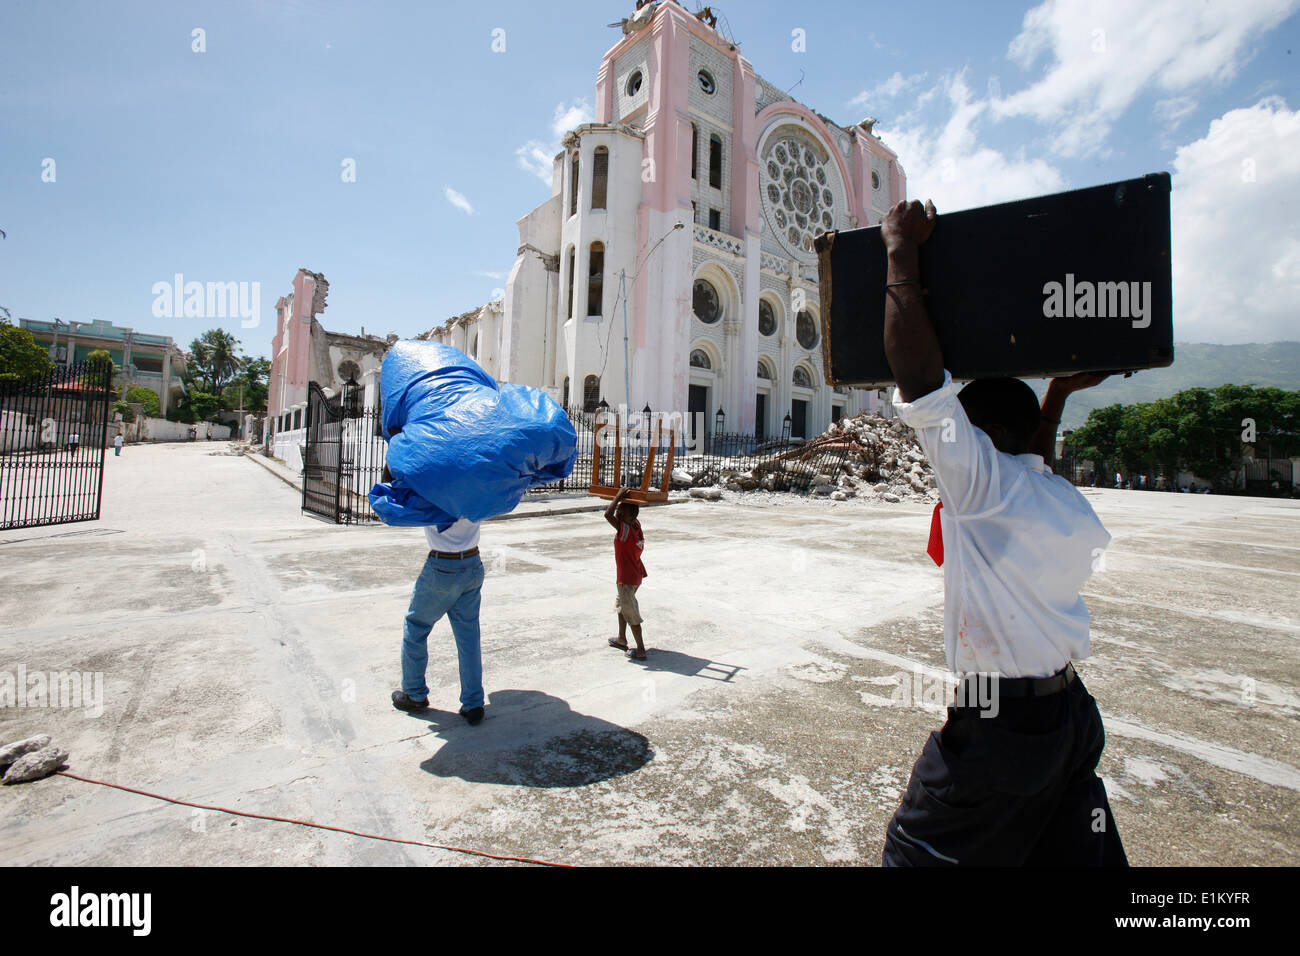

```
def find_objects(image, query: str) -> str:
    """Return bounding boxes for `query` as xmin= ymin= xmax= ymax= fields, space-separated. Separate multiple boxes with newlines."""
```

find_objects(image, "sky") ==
xmin=1 ymin=0 xmax=1297 ymax=360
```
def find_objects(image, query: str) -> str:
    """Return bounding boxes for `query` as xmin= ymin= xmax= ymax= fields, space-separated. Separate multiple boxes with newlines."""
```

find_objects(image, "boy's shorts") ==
xmin=615 ymin=583 xmax=643 ymax=625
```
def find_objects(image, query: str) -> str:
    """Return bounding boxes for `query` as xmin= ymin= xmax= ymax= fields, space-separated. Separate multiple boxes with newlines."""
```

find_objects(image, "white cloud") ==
xmin=515 ymin=141 xmax=555 ymax=184
xmin=1170 ymin=96 xmax=1300 ymax=344
xmin=879 ymin=71 xmax=1066 ymax=213
xmin=849 ymin=71 xmax=927 ymax=110
xmin=1153 ymin=96 xmax=1198 ymax=133
xmin=551 ymin=98 xmax=593 ymax=138
xmin=444 ymin=186 xmax=474 ymax=216
xmin=993 ymin=0 xmax=1299 ymax=158
xmin=515 ymin=98 xmax=593 ymax=185
xmin=472 ymin=269 xmax=507 ymax=280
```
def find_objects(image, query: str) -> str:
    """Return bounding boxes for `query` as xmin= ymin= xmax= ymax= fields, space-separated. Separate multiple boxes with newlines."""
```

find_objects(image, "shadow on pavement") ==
xmin=411 ymin=689 xmax=653 ymax=788
xmin=630 ymin=649 xmax=745 ymax=682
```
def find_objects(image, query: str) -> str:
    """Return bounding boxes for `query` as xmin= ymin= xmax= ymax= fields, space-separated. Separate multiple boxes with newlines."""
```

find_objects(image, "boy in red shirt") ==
xmin=604 ymin=487 xmax=648 ymax=660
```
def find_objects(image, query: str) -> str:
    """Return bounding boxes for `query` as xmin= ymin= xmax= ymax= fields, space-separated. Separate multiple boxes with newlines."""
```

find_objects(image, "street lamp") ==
xmin=782 ymin=412 xmax=792 ymax=443
xmin=619 ymin=221 xmax=686 ymax=423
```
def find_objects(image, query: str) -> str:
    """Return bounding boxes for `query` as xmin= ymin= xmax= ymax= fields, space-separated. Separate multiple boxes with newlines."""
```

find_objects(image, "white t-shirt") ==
xmin=893 ymin=371 xmax=1110 ymax=678
xmin=114 ymin=435 xmax=124 ymax=447
xmin=424 ymin=518 xmax=481 ymax=553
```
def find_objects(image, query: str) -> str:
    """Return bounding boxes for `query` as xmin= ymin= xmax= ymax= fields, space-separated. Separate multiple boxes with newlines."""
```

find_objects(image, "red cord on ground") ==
xmin=55 ymin=770 xmax=570 ymax=868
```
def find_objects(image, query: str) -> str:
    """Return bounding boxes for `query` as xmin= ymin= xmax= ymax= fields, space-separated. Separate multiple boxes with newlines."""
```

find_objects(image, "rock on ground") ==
xmin=688 ymin=487 xmax=723 ymax=501
xmin=2 ymin=746 xmax=69 ymax=784
xmin=0 ymin=734 xmax=52 ymax=768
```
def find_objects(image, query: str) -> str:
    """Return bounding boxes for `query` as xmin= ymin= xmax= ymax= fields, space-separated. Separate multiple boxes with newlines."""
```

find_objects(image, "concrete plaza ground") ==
xmin=1 ymin=440 xmax=1297 ymax=865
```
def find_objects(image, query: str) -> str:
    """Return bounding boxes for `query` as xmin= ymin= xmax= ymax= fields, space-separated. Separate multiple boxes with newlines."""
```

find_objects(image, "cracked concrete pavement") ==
xmin=1 ymin=441 xmax=1297 ymax=865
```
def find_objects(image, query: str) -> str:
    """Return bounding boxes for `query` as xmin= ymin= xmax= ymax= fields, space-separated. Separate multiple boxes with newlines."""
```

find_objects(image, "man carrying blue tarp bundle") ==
xmin=372 ymin=341 xmax=577 ymax=726
xmin=879 ymin=198 xmax=1127 ymax=866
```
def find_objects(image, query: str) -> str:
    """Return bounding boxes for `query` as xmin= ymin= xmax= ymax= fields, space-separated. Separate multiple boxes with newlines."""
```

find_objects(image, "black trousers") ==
xmin=882 ymin=674 xmax=1128 ymax=866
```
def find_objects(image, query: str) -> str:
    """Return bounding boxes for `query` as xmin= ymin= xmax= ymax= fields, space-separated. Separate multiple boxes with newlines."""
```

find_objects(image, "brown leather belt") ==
xmin=429 ymin=547 xmax=480 ymax=560
xmin=957 ymin=662 xmax=1076 ymax=701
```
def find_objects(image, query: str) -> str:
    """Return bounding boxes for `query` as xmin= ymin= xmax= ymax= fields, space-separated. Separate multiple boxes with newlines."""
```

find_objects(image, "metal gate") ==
xmin=0 ymin=362 xmax=113 ymax=530
xmin=302 ymin=378 xmax=386 ymax=524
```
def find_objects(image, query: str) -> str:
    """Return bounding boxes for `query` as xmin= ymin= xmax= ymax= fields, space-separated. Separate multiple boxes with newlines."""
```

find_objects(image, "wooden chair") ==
xmin=589 ymin=418 xmax=677 ymax=503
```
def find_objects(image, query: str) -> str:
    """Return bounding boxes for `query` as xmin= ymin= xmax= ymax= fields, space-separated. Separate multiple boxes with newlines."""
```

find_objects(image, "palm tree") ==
xmin=190 ymin=329 xmax=242 ymax=397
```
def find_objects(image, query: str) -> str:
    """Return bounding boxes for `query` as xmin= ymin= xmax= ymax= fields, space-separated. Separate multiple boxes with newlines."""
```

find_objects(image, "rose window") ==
xmin=761 ymin=131 xmax=839 ymax=260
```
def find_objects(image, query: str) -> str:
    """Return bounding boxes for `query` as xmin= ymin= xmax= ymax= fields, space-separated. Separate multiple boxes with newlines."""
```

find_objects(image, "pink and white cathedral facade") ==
xmin=422 ymin=0 xmax=908 ymax=439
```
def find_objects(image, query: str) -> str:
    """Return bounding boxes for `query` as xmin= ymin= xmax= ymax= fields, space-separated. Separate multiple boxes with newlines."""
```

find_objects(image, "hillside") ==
xmin=1028 ymin=342 xmax=1300 ymax=429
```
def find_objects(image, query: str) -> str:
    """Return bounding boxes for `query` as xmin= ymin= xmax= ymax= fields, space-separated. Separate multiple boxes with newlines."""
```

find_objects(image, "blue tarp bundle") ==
xmin=368 ymin=341 xmax=577 ymax=529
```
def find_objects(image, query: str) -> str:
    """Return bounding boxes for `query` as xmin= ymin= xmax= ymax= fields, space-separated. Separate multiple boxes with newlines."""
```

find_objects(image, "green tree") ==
xmin=0 ymin=323 xmax=55 ymax=381
xmin=1066 ymin=384 xmax=1300 ymax=490
xmin=86 ymin=348 xmax=117 ymax=370
xmin=224 ymin=356 xmax=270 ymax=414
xmin=126 ymin=385 xmax=161 ymax=419
xmin=180 ymin=390 xmax=221 ymax=423
xmin=188 ymin=329 xmax=242 ymax=398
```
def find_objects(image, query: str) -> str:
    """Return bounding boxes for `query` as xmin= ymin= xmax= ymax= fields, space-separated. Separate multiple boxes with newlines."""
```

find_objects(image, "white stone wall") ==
xmin=687 ymin=38 xmax=734 ymax=126
xmin=690 ymin=113 xmax=733 ymax=234
xmin=551 ymin=125 xmax=646 ymax=412
xmin=612 ymin=35 xmax=651 ymax=123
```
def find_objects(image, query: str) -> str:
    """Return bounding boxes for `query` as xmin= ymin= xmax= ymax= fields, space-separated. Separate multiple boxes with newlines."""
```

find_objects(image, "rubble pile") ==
xmin=677 ymin=412 xmax=938 ymax=504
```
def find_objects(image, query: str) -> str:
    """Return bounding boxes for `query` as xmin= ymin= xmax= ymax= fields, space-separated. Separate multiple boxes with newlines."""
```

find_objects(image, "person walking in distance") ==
xmin=878 ymin=197 xmax=1127 ymax=867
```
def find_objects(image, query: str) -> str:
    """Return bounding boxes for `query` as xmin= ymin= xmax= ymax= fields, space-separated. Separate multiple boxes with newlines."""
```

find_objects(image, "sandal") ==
xmin=627 ymin=648 xmax=648 ymax=661
xmin=608 ymin=638 xmax=629 ymax=650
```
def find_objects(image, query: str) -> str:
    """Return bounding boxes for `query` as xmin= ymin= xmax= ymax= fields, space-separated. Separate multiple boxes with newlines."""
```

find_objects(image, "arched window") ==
xmin=757 ymin=359 xmax=773 ymax=380
xmin=583 ymin=374 xmax=601 ymax=413
xmin=587 ymin=242 xmax=605 ymax=317
xmin=591 ymin=146 xmax=609 ymax=210
xmin=691 ymin=124 xmax=698 ymax=180
xmin=796 ymin=310 xmax=819 ymax=350
xmin=692 ymin=279 xmax=721 ymax=323
xmin=337 ymin=359 xmax=360 ymax=383
xmin=562 ymin=376 xmax=570 ymax=408
xmin=566 ymin=247 xmax=576 ymax=320
xmin=470 ymin=332 xmax=479 ymax=359
xmin=569 ymin=152 xmax=580 ymax=218
xmin=792 ymin=366 xmax=812 ymax=388
xmin=758 ymin=299 xmax=777 ymax=337
xmin=709 ymin=134 xmax=723 ymax=189
xmin=690 ymin=349 xmax=711 ymax=369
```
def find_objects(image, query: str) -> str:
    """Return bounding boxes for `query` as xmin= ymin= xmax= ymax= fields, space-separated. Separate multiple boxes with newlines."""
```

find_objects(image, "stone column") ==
xmin=161 ymin=348 xmax=172 ymax=417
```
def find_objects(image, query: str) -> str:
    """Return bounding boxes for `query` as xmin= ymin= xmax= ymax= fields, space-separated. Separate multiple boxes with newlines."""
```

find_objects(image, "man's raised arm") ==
xmin=882 ymin=199 xmax=944 ymax=403
xmin=1029 ymin=373 xmax=1109 ymax=465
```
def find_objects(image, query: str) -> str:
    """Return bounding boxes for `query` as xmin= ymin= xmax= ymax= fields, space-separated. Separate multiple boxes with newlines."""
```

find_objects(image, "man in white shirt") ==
xmin=114 ymin=433 xmax=124 ymax=457
xmin=391 ymin=516 xmax=487 ymax=725
xmin=879 ymin=198 xmax=1127 ymax=866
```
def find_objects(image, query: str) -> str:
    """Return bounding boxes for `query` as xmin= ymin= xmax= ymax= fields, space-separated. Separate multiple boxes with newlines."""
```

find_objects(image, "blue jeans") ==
xmin=401 ymin=554 xmax=485 ymax=708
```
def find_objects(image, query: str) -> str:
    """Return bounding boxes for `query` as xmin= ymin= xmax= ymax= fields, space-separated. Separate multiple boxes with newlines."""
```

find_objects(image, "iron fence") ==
xmin=302 ymin=379 xmax=386 ymax=524
xmin=0 ymin=362 xmax=113 ymax=530
xmin=528 ymin=410 xmax=854 ymax=495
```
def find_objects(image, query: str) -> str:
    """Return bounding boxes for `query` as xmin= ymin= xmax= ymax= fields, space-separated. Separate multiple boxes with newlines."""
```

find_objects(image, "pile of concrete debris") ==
xmin=678 ymin=412 xmax=938 ymax=504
